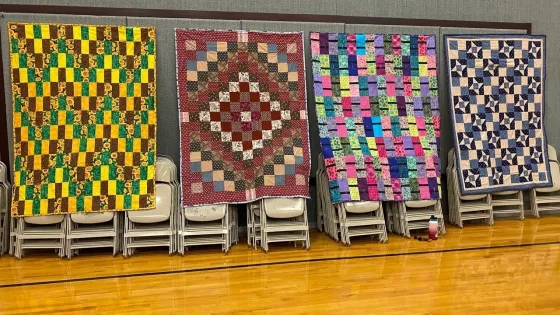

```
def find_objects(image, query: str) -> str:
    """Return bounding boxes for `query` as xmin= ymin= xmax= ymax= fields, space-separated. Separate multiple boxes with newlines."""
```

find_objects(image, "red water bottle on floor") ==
xmin=428 ymin=215 xmax=438 ymax=240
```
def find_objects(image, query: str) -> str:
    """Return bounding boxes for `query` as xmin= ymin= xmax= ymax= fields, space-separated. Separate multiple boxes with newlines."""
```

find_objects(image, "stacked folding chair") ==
xmin=531 ymin=145 xmax=560 ymax=217
xmin=123 ymin=156 xmax=178 ymax=257
xmin=247 ymin=201 xmax=262 ymax=249
xmin=446 ymin=148 xmax=493 ymax=227
xmin=491 ymin=190 xmax=524 ymax=220
xmin=336 ymin=201 xmax=388 ymax=245
xmin=65 ymin=212 xmax=122 ymax=259
xmin=316 ymin=154 xmax=342 ymax=241
xmin=13 ymin=214 xmax=67 ymax=259
xmin=229 ymin=205 xmax=239 ymax=247
xmin=260 ymin=198 xmax=310 ymax=252
xmin=0 ymin=161 xmax=11 ymax=255
xmin=179 ymin=204 xmax=233 ymax=254
xmin=389 ymin=200 xmax=446 ymax=238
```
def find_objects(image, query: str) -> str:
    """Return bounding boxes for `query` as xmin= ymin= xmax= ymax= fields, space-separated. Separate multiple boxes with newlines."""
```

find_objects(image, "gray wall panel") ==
xmin=2 ymin=0 xmax=338 ymax=15
xmin=127 ymin=17 xmax=240 ymax=167
xmin=241 ymin=21 xmax=344 ymax=223
xmin=1 ymin=13 xmax=127 ymax=178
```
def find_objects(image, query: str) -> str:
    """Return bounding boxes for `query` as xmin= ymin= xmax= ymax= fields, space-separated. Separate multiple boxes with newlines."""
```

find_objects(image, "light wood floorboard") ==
xmin=0 ymin=217 xmax=559 ymax=313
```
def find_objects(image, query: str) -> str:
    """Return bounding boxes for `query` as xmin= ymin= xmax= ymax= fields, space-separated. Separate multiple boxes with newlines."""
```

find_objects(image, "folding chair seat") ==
xmin=337 ymin=201 xmax=388 ymax=245
xmin=124 ymin=182 xmax=175 ymax=257
xmin=179 ymin=204 xmax=231 ymax=254
xmin=66 ymin=212 xmax=121 ymax=259
xmin=260 ymin=198 xmax=310 ymax=252
xmin=14 ymin=214 xmax=66 ymax=259
xmin=531 ymin=145 xmax=560 ymax=217
xmin=446 ymin=148 xmax=493 ymax=227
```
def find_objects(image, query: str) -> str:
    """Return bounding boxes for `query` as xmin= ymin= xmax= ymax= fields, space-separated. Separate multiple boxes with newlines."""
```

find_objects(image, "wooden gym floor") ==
xmin=1 ymin=217 xmax=560 ymax=314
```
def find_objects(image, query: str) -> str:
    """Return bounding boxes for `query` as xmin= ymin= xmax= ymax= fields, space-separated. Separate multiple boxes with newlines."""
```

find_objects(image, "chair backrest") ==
xmin=185 ymin=204 xmax=226 ymax=222
xmin=447 ymin=148 xmax=455 ymax=169
xmin=548 ymin=145 xmax=557 ymax=163
xmin=344 ymin=201 xmax=380 ymax=213
xmin=129 ymin=183 xmax=172 ymax=223
xmin=156 ymin=159 xmax=175 ymax=183
xmin=405 ymin=200 xmax=437 ymax=208
xmin=264 ymin=198 xmax=305 ymax=218
xmin=71 ymin=212 xmax=114 ymax=224
xmin=24 ymin=214 xmax=65 ymax=225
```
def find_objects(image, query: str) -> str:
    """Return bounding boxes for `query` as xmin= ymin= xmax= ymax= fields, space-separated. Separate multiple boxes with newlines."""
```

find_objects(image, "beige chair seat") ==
xmin=459 ymin=193 xmax=487 ymax=201
xmin=129 ymin=183 xmax=172 ymax=223
xmin=24 ymin=214 xmax=65 ymax=225
xmin=264 ymin=198 xmax=304 ymax=219
xmin=493 ymin=191 xmax=518 ymax=196
xmin=344 ymin=201 xmax=380 ymax=213
xmin=405 ymin=200 xmax=437 ymax=208
xmin=185 ymin=204 xmax=226 ymax=222
xmin=536 ymin=162 xmax=560 ymax=193
xmin=71 ymin=212 xmax=114 ymax=224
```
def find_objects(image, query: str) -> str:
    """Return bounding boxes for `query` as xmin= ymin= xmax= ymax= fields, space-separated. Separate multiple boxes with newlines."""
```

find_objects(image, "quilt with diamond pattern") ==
xmin=175 ymin=29 xmax=310 ymax=207
xmin=311 ymin=32 xmax=441 ymax=203
xmin=9 ymin=23 xmax=157 ymax=217
xmin=444 ymin=35 xmax=551 ymax=194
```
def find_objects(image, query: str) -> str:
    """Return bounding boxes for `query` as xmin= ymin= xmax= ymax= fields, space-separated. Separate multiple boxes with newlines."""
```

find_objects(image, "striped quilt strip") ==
xmin=311 ymin=33 xmax=441 ymax=203
xmin=9 ymin=23 xmax=157 ymax=216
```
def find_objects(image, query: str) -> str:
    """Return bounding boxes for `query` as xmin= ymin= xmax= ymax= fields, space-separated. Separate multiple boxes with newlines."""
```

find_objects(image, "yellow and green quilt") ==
xmin=9 ymin=23 xmax=157 ymax=216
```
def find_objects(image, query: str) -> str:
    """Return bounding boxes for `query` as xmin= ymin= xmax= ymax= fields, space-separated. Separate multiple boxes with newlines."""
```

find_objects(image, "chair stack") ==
xmin=179 ymin=204 xmax=233 ymax=254
xmin=123 ymin=156 xmax=178 ymax=257
xmin=260 ymin=198 xmax=310 ymax=252
xmin=66 ymin=212 xmax=122 ymax=259
xmin=0 ymin=161 xmax=10 ymax=255
xmin=229 ymin=204 xmax=239 ymax=247
xmin=446 ymin=148 xmax=494 ymax=227
xmin=531 ymin=145 xmax=560 ymax=217
xmin=336 ymin=201 xmax=388 ymax=245
xmin=491 ymin=191 xmax=524 ymax=220
xmin=389 ymin=200 xmax=446 ymax=238
xmin=13 ymin=214 xmax=67 ymax=258
xmin=316 ymin=154 xmax=342 ymax=241
xmin=247 ymin=201 xmax=262 ymax=249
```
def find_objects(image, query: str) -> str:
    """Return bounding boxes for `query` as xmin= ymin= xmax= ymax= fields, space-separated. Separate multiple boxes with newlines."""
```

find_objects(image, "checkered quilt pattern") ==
xmin=9 ymin=23 xmax=157 ymax=216
xmin=311 ymin=33 xmax=441 ymax=202
xmin=175 ymin=29 xmax=310 ymax=207
xmin=445 ymin=35 xmax=551 ymax=194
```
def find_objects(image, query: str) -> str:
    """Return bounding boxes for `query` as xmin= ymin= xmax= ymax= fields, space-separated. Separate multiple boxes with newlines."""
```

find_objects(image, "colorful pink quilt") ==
xmin=311 ymin=33 xmax=441 ymax=202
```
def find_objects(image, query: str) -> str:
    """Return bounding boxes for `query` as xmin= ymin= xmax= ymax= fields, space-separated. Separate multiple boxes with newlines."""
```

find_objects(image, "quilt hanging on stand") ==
xmin=444 ymin=35 xmax=551 ymax=195
xmin=9 ymin=23 xmax=157 ymax=217
xmin=311 ymin=33 xmax=441 ymax=203
xmin=175 ymin=29 xmax=310 ymax=207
